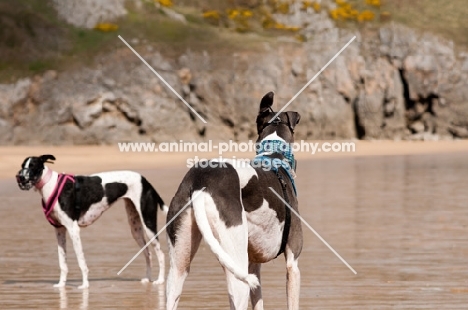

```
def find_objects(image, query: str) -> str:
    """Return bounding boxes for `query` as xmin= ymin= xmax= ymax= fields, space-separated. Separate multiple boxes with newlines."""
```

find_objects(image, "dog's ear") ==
xmin=285 ymin=112 xmax=301 ymax=132
xmin=258 ymin=91 xmax=274 ymax=114
xmin=39 ymin=154 xmax=56 ymax=164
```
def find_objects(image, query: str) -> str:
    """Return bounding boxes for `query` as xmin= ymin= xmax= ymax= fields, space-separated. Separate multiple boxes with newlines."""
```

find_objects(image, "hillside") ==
xmin=0 ymin=0 xmax=467 ymax=144
xmin=2 ymin=0 xmax=467 ymax=81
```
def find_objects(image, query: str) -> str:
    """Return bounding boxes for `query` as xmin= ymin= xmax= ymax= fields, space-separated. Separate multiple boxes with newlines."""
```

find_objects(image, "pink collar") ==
xmin=35 ymin=169 xmax=53 ymax=190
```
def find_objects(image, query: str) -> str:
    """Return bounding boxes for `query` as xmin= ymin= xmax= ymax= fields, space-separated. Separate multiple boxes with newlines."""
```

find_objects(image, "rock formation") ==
xmin=1 ymin=8 xmax=467 ymax=145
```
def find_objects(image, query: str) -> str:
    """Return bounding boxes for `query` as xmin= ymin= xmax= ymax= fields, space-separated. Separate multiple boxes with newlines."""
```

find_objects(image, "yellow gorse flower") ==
xmin=365 ymin=0 xmax=381 ymax=7
xmin=262 ymin=13 xmax=277 ymax=29
xmin=275 ymin=1 xmax=290 ymax=14
xmin=94 ymin=23 xmax=119 ymax=32
xmin=242 ymin=10 xmax=253 ymax=18
xmin=156 ymin=0 xmax=173 ymax=7
xmin=301 ymin=1 xmax=321 ymax=13
xmin=357 ymin=10 xmax=375 ymax=22
xmin=227 ymin=9 xmax=239 ymax=20
xmin=328 ymin=0 xmax=377 ymax=22
xmin=202 ymin=10 xmax=220 ymax=20
xmin=329 ymin=6 xmax=354 ymax=20
xmin=312 ymin=2 xmax=321 ymax=12
xmin=226 ymin=8 xmax=253 ymax=20
xmin=274 ymin=23 xmax=300 ymax=31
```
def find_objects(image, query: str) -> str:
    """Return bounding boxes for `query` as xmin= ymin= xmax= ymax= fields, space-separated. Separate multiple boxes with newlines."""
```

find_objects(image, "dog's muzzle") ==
xmin=16 ymin=168 xmax=39 ymax=191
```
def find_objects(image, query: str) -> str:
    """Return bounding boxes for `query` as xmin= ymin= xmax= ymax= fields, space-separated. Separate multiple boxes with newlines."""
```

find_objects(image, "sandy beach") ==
xmin=1 ymin=142 xmax=468 ymax=309
xmin=2 ymin=140 xmax=468 ymax=180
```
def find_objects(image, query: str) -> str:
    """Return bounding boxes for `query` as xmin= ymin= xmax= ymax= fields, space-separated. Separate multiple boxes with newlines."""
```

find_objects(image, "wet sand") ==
xmin=1 ymin=142 xmax=468 ymax=309
xmin=2 ymin=140 xmax=468 ymax=179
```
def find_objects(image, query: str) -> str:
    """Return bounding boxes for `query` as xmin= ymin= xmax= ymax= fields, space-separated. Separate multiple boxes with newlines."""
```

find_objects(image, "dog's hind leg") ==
xmin=124 ymin=199 xmax=153 ymax=283
xmin=143 ymin=227 xmax=165 ymax=285
xmin=249 ymin=263 xmax=263 ymax=310
xmin=53 ymin=226 xmax=68 ymax=288
xmin=166 ymin=209 xmax=202 ymax=310
xmin=192 ymin=190 xmax=253 ymax=309
xmin=221 ymin=223 xmax=250 ymax=310
xmin=285 ymin=246 xmax=300 ymax=310
xmin=138 ymin=178 xmax=166 ymax=284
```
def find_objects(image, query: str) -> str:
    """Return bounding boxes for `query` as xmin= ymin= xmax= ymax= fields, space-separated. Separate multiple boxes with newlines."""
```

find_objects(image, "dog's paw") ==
xmin=152 ymin=278 xmax=164 ymax=285
xmin=140 ymin=278 xmax=151 ymax=284
xmin=78 ymin=282 xmax=89 ymax=289
xmin=53 ymin=282 xmax=66 ymax=288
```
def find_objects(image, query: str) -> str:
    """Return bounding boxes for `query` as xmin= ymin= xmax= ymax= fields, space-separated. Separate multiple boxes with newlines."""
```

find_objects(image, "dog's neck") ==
xmin=260 ymin=132 xmax=286 ymax=143
xmin=35 ymin=168 xmax=53 ymax=190
xmin=35 ymin=168 xmax=59 ymax=200
xmin=256 ymin=131 xmax=295 ymax=169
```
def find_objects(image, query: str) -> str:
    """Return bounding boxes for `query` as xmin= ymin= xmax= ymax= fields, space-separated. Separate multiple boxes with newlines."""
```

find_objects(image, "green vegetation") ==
xmin=0 ymin=0 xmax=258 ymax=82
xmin=380 ymin=0 xmax=468 ymax=46
xmin=340 ymin=0 xmax=467 ymax=46
xmin=0 ymin=0 xmax=467 ymax=83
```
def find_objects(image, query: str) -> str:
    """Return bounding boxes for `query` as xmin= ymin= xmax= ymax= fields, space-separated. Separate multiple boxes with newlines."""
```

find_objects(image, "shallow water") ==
xmin=1 ymin=153 xmax=468 ymax=309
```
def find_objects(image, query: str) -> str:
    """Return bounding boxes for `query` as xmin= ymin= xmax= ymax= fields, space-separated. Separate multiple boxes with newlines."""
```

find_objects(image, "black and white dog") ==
xmin=16 ymin=155 xmax=167 ymax=289
xmin=166 ymin=92 xmax=303 ymax=310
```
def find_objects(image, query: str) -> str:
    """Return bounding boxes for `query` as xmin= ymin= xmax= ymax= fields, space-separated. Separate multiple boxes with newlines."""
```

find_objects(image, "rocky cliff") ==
xmin=1 ymin=9 xmax=467 ymax=145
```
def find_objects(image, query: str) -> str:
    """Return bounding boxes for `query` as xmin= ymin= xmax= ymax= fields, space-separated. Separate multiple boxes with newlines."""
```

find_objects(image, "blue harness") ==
xmin=252 ymin=139 xmax=297 ymax=257
xmin=252 ymin=140 xmax=297 ymax=196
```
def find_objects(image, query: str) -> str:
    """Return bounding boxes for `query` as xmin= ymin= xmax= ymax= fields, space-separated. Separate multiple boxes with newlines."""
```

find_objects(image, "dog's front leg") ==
xmin=53 ymin=226 xmax=68 ymax=288
xmin=69 ymin=221 xmax=89 ymax=289
xmin=285 ymin=247 xmax=300 ymax=310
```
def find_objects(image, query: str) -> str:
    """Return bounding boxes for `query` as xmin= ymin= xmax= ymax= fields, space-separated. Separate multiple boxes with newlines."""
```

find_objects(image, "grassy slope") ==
xmin=0 ymin=0 xmax=466 ymax=83
xmin=383 ymin=0 xmax=468 ymax=46
xmin=0 ymin=0 xmax=267 ymax=83
xmin=176 ymin=0 xmax=468 ymax=47
xmin=345 ymin=0 xmax=467 ymax=46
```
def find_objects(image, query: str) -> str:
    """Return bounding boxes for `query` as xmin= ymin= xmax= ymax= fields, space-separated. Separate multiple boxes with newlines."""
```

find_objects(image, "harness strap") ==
xmin=75 ymin=179 xmax=82 ymax=210
xmin=42 ymin=174 xmax=75 ymax=228
xmin=275 ymin=167 xmax=292 ymax=258
xmin=255 ymin=140 xmax=297 ymax=196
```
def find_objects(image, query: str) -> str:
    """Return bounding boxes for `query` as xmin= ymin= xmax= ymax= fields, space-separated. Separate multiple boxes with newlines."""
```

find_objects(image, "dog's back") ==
xmin=166 ymin=92 xmax=303 ymax=310
xmin=55 ymin=170 xmax=165 ymax=228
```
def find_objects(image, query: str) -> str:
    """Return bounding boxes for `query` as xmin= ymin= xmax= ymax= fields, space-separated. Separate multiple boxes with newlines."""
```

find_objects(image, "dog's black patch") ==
xmin=241 ymin=175 xmax=263 ymax=212
xmin=242 ymin=168 xmax=291 ymax=222
xmin=167 ymin=169 xmax=195 ymax=246
xmin=192 ymin=162 xmax=243 ymax=228
xmin=105 ymin=182 xmax=128 ymax=205
xmin=140 ymin=176 xmax=165 ymax=235
xmin=167 ymin=162 xmax=243 ymax=246
xmin=58 ymin=176 xmax=105 ymax=220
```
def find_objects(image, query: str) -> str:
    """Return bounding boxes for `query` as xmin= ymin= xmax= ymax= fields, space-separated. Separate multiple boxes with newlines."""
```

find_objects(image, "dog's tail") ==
xmin=191 ymin=189 xmax=259 ymax=289
xmin=142 ymin=176 xmax=168 ymax=213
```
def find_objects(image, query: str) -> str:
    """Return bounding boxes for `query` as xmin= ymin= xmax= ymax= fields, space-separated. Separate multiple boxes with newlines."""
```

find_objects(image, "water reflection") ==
xmin=57 ymin=287 xmax=88 ymax=310
xmin=1 ymin=153 xmax=468 ymax=309
xmin=155 ymin=283 xmax=165 ymax=310
xmin=58 ymin=287 xmax=67 ymax=309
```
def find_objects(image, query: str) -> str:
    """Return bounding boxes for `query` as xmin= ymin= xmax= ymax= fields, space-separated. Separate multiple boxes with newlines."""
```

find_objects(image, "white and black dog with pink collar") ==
xmin=166 ymin=92 xmax=303 ymax=310
xmin=16 ymin=156 xmax=167 ymax=289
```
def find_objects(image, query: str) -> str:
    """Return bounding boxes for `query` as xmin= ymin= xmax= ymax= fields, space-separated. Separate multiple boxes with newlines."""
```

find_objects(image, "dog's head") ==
xmin=256 ymin=92 xmax=301 ymax=143
xmin=16 ymin=154 xmax=56 ymax=190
